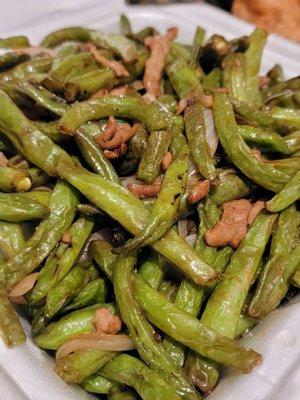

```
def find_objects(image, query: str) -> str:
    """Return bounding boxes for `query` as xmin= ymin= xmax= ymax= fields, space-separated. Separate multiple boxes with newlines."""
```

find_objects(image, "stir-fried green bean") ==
xmin=248 ymin=205 xmax=299 ymax=318
xmin=0 ymin=17 xmax=298 ymax=400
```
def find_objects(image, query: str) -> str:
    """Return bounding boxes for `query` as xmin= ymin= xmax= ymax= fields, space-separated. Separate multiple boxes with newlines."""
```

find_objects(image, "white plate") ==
xmin=0 ymin=1 xmax=299 ymax=399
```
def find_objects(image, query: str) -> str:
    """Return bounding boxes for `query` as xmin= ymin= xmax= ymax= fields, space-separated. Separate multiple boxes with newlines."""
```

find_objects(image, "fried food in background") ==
xmin=232 ymin=0 xmax=300 ymax=43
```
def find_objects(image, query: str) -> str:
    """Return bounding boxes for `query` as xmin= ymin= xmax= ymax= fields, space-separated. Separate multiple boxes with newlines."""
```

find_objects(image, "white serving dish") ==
xmin=0 ymin=1 xmax=299 ymax=399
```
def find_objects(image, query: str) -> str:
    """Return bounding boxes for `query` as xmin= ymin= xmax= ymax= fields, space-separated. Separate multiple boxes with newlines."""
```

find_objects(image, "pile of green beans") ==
xmin=0 ymin=15 xmax=299 ymax=400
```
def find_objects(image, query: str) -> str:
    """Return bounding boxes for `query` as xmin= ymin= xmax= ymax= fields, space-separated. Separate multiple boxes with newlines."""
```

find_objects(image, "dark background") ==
xmin=206 ymin=0 xmax=233 ymax=11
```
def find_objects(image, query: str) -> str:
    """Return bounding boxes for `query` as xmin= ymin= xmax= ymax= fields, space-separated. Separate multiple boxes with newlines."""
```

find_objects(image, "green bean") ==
xmin=267 ymin=64 xmax=283 ymax=86
xmin=163 ymin=201 xmax=232 ymax=371
xmin=136 ymin=130 xmax=172 ymax=183
xmin=0 ymin=90 xmax=70 ymax=177
xmin=269 ymin=107 xmax=300 ymax=130
xmin=244 ymin=28 xmax=267 ymax=107
xmin=1 ymin=81 xmax=68 ymax=116
xmin=55 ymin=349 xmax=117 ymax=384
xmin=170 ymin=42 xmax=193 ymax=65
xmin=90 ymin=31 xmax=138 ymax=63
xmin=75 ymin=124 xmax=119 ymax=184
xmin=120 ymin=14 xmax=132 ymax=37
xmin=232 ymin=98 xmax=295 ymax=133
xmin=113 ymin=252 xmax=201 ymax=400
xmin=183 ymin=251 xmax=234 ymax=393
xmin=184 ymin=90 xmax=217 ymax=180
xmin=0 ymin=52 xmax=28 ymax=72
xmin=0 ymin=192 xmax=49 ymax=222
xmin=291 ymin=269 xmax=300 ymax=288
xmin=0 ymin=288 xmax=25 ymax=346
xmin=41 ymin=27 xmax=91 ymax=47
xmin=265 ymin=77 xmax=300 ymax=97
xmin=58 ymin=95 xmax=177 ymax=134
xmin=0 ymin=135 xmax=9 ymax=151
xmin=209 ymin=170 xmax=250 ymax=205
xmin=235 ymin=314 xmax=257 ymax=337
xmin=63 ymin=278 xmax=107 ymax=312
xmin=31 ymin=307 xmax=47 ymax=337
xmin=0 ymin=58 xmax=52 ymax=82
xmin=22 ymin=190 xmax=52 ymax=206
xmin=35 ymin=303 xmax=116 ymax=350
xmin=238 ymin=125 xmax=291 ymax=154
xmin=58 ymin=161 xmax=218 ymax=286
xmin=120 ymin=124 xmax=148 ymax=175
xmin=159 ymin=280 xmax=177 ymax=300
xmin=65 ymin=69 xmax=117 ymax=101
xmin=134 ymin=275 xmax=262 ymax=372
xmin=185 ymin=352 xmax=219 ymax=395
xmin=0 ymin=180 xmax=79 ymax=289
xmin=222 ymin=53 xmax=247 ymax=102
xmin=0 ymin=35 xmax=30 ymax=48
xmin=284 ymin=130 xmax=300 ymax=153
xmin=0 ymin=220 xmax=26 ymax=346
xmin=77 ymin=203 xmax=102 ymax=216
xmin=35 ymin=121 xmax=67 ymax=143
xmin=248 ymin=205 xmax=299 ymax=318
xmin=201 ymin=213 xmax=275 ymax=338
xmin=91 ymin=239 xmax=117 ymax=279
xmin=120 ymin=14 xmax=158 ymax=45
xmin=268 ymin=156 xmax=300 ymax=176
xmin=156 ymin=95 xmax=178 ymax=114
xmin=116 ymin=154 xmax=188 ymax=252
xmin=0 ymin=221 xmax=25 ymax=261
xmin=28 ymin=217 xmax=94 ymax=304
xmin=214 ymin=93 xmax=290 ymax=192
xmin=166 ymin=58 xmax=202 ymax=100
xmin=28 ymin=167 xmax=51 ymax=187
xmin=139 ymin=251 xmax=165 ymax=289
xmin=48 ymin=52 xmax=94 ymax=83
xmin=202 ymin=68 xmax=221 ymax=92
xmin=101 ymin=354 xmax=182 ymax=400
xmin=189 ymin=27 xmax=205 ymax=69
xmin=82 ymin=373 xmax=118 ymax=394
xmin=45 ymin=265 xmax=91 ymax=318
xmin=267 ymin=170 xmax=300 ymax=212
xmin=0 ymin=166 xmax=31 ymax=192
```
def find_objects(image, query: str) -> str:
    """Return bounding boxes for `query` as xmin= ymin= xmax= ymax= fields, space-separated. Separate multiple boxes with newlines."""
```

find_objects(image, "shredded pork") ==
xmin=93 ymin=308 xmax=122 ymax=335
xmin=87 ymin=43 xmax=129 ymax=77
xmin=95 ymin=116 xmax=138 ymax=150
xmin=187 ymin=180 xmax=211 ymax=204
xmin=143 ymin=27 xmax=178 ymax=98
xmin=127 ymin=178 xmax=162 ymax=198
xmin=205 ymin=199 xmax=265 ymax=248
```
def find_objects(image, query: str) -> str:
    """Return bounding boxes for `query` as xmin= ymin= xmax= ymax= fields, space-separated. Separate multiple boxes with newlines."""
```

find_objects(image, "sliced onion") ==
xmin=185 ymin=234 xmax=197 ymax=248
xmin=178 ymin=219 xmax=188 ymax=239
xmin=9 ymin=272 xmax=39 ymax=297
xmin=120 ymin=175 xmax=143 ymax=189
xmin=56 ymin=332 xmax=135 ymax=359
xmin=203 ymin=109 xmax=218 ymax=156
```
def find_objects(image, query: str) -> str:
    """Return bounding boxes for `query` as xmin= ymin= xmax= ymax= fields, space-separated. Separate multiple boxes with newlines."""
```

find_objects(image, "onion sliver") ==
xmin=56 ymin=333 xmax=135 ymax=359
xmin=178 ymin=219 xmax=188 ymax=239
xmin=9 ymin=272 xmax=39 ymax=297
xmin=185 ymin=234 xmax=197 ymax=248
xmin=204 ymin=109 xmax=218 ymax=156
